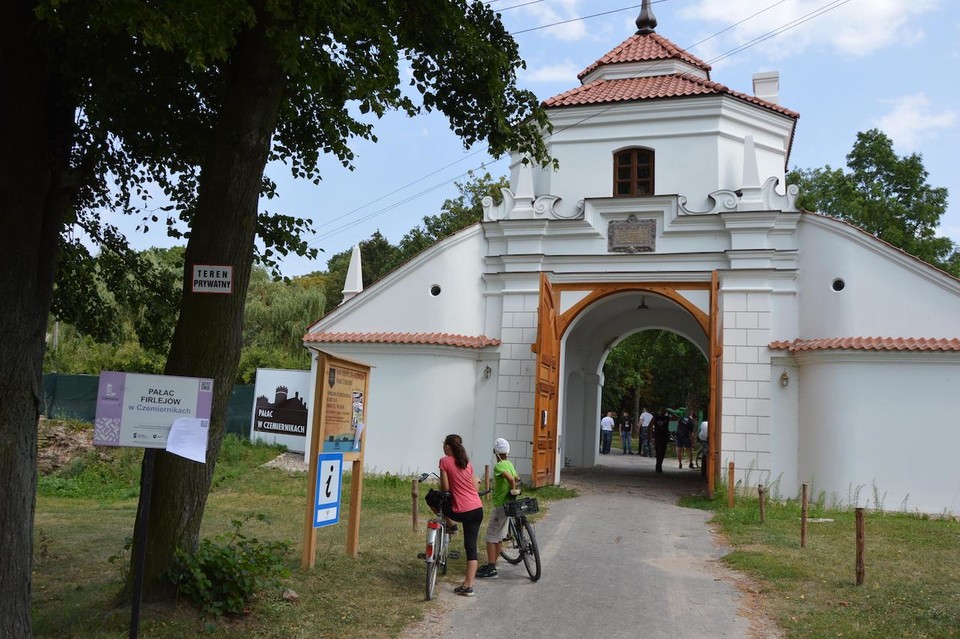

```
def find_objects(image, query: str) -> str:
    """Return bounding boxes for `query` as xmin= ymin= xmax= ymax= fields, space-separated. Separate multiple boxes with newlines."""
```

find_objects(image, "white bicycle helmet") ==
xmin=494 ymin=437 xmax=510 ymax=455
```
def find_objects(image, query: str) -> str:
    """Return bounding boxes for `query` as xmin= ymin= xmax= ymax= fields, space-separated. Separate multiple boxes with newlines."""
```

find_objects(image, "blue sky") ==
xmin=114 ymin=0 xmax=960 ymax=277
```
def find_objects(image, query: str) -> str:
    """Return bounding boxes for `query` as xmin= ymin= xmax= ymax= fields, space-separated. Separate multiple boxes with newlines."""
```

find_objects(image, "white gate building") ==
xmin=304 ymin=6 xmax=960 ymax=515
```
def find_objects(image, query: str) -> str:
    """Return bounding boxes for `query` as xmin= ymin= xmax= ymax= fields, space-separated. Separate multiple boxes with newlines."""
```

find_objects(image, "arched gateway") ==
xmin=530 ymin=275 xmax=720 ymax=492
xmin=304 ymin=5 xmax=960 ymax=515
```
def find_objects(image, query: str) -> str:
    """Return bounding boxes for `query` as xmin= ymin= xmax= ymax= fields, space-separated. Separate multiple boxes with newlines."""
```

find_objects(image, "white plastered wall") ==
xmin=797 ymin=352 xmax=960 ymax=514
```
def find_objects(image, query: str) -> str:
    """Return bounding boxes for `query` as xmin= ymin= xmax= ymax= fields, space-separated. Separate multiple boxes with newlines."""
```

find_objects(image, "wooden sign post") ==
xmin=302 ymin=351 xmax=372 ymax=568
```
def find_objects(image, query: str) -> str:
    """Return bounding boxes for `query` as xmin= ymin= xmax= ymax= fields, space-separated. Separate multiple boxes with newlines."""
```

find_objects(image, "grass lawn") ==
xmin=33 ymin=426 xmax=960 ymax=638
xmin=682 ymin=490 xmax=960 ymax=639
xmin=32 ymin=432 xmax=573 ymax=638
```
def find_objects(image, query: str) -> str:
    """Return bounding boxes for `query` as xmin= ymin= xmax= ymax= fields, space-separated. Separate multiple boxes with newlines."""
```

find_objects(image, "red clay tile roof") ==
xmin=543 ymin=73 xmax=799 ymax=119
xmin=769 ymin=337 xmax=960 ymax=352
xmin=578 ymin=33 xmax=711 ymax=80
xmin=303 ymin=331 xmax=501 ymax=349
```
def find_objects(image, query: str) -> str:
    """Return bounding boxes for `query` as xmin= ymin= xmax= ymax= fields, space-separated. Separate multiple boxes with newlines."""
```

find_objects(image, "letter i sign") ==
xmin=314 ymin=452 xmax=343 ymax=528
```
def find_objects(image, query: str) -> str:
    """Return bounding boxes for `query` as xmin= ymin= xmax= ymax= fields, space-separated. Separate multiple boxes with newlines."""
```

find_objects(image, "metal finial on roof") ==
xmin=635 ymin=0 xmax=658 ymax=35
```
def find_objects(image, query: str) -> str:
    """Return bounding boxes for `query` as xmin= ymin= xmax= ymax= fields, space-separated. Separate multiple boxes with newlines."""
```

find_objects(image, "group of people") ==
xmin=429 ymin=433 xmax=521 ymax=597
xmin=600 ymin=407 xmax=707 ymax=474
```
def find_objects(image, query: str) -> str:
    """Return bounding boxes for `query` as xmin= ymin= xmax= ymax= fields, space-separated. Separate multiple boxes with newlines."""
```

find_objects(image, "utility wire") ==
xmin=304 ymin=0 xmax=855 ymax=248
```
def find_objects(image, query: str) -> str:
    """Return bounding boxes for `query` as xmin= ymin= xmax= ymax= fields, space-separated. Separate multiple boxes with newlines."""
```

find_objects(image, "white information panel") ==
xmin=314 ymin=452 xmax=343 ymax=528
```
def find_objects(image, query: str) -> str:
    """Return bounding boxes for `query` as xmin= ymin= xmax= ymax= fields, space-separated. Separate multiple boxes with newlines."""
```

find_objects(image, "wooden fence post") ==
xmin=758 ymin=484 xmax=766 ymax=524
xmin=800 ymin=482 xmax=809 ymax=548
xmin=855 ymin=507 xmax=865 ymax=586
xmin=412 ymin=479 xmax=419 ymax=532
xmin=727 ymin=461 xmax=735 ymax=508
xmin=484 ymin=464 xmax=491 ymax=500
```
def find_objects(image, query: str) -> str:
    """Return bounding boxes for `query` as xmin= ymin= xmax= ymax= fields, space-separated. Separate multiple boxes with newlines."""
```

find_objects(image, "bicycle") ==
xmin=498 ymin=492 xmax=542 ymax=581
xmin=696 ymin=438 xmax=709 ymax=478
xmin=417 ymin=473 xmax=460 ymax=600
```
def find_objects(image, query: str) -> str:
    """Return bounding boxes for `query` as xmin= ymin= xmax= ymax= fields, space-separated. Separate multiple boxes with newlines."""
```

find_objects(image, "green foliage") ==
xmin=108 ymin=537 xmax=134 ymax=585
xmin=788 ymin=128 xmax=958 ymax=275
xmin=37 ymin=447 xmax=143 ymax=500
xmin=44 ymin=324 xmax=166 ymax=375
xmin=169 ymin=513 xmax=291 ymax=617
xmin=602 ymin=330 xmax=708 ymax=414
xmin=238 ymin=267 xmax=324 ymax=382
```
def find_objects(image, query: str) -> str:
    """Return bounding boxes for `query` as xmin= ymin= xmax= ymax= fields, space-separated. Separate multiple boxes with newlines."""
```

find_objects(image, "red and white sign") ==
xmin=192 ymin=264 xmax=233 ymax=294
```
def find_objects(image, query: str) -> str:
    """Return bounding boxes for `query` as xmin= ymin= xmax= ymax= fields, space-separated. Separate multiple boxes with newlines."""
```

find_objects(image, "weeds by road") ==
xmin=684 ymin=491 xmax=960 ymax=639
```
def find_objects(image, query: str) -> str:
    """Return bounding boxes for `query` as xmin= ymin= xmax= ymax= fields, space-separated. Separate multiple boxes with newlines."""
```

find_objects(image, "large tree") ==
xmin=2 ymin=1 xmax=551 ymax=630
xmin=0 ymin=4 xmax=75 ymax=634
xmin=788 ymin=129 xmax=957 ymax=275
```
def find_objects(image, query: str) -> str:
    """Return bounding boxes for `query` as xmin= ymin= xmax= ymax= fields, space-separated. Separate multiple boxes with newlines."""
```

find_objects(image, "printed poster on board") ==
xmin=250 ymin=368 xmax=310 ymax=453
xmin=322 ymin=363 xmax=367 ymax=453
xmin=93 ymin=371 xmax=213 ymax=448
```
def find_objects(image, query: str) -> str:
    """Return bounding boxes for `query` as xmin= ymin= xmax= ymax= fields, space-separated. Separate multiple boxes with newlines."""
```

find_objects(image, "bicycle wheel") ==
xmin=499 ymin=518 xmax=523 ymax=564
xmin=425 ymin=557 xmax=438 ymax=600
xmin=518 ymin=518 xmax=542 ymax=581
xmin=425 ymin=529 xmax=439 ymax=600
xmin=438 ymin=533 xmax=448 ymax=576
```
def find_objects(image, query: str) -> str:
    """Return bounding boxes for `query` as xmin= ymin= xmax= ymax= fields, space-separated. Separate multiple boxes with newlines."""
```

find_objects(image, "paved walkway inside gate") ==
xmin=399 ymin=452 xmax=782 ymax=639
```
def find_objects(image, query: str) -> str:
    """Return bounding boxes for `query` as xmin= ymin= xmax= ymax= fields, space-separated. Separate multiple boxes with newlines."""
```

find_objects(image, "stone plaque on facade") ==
xmin=608 ymin=215 xmax=656 ymax=253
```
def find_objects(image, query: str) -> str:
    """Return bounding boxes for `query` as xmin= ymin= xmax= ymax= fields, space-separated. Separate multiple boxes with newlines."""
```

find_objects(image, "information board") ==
xmin=93 ymin=371 xmax=214 ymax=448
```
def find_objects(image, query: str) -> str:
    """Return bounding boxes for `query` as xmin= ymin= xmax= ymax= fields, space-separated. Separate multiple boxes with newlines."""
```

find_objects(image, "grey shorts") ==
xmin=484 ymin=506 xmax=510 ymax=543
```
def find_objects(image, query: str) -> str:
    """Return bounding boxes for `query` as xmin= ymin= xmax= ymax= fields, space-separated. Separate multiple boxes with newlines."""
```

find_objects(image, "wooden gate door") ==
xmin=707 ymin=271 xmax=722 ymax=493
xmin=530 ymin=273 xmax=559 ymax=487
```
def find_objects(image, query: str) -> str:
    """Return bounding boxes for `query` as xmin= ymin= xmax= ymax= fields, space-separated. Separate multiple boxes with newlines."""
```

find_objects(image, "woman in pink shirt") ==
xmin=439 ymin=433 xmax=484 ymax=596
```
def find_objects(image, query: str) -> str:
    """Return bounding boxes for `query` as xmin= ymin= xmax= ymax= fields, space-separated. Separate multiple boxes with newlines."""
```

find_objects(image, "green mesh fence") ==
xmin=42 ymin=373 xmax=255 ymax=436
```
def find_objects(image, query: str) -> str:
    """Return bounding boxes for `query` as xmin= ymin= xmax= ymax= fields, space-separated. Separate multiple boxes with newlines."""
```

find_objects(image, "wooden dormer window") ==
xmin=614 ymin=147 xmax=654 ymax=196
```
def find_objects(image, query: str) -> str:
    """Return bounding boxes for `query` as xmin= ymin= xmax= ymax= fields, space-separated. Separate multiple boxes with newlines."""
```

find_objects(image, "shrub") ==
xmin=169 ymin=513 xmax=291 ymax=617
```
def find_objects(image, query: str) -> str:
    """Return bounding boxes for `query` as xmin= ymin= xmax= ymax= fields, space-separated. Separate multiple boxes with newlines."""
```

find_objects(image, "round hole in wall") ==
xmin=430 ymin=284 xmax=442 ymax=297
xmin=831 ymin=278 xmax=845 ymax=292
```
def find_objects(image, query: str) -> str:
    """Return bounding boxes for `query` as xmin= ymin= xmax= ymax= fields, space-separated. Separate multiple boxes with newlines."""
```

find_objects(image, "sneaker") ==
xmin=454 ymin=585 xmax=475 ymax=597
xmin=476 ymin=564 xmax=499 ymax=579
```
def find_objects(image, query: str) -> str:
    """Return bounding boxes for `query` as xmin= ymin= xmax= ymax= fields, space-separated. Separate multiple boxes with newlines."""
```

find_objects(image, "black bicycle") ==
xmin=498 ymin=494 xmax=541 ymax=581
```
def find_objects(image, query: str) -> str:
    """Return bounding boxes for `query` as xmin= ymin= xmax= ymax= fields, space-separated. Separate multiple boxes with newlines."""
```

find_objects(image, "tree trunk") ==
xmin=0 ymin=3 xmax=74 ymax=637
xmin=129 ymin=13 xmax=286 ymax=601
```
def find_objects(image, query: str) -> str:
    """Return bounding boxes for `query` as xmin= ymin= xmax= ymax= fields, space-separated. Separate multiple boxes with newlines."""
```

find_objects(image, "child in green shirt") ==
xmin=476 ymin=438 xmax=519 ymax=579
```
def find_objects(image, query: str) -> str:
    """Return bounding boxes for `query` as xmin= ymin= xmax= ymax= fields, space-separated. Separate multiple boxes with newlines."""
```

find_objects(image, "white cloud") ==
xmin=679 ymin=0 xmax=939 ymax=62
xmin=517 ymin=0 xmax=588 ymax=42
xmin=521 ymin=61 xmax=583 ymax=83
xmin=875 ymin=93 xmax=957 ymax=151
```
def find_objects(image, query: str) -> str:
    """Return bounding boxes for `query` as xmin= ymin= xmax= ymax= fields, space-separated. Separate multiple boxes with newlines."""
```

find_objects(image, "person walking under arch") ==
xmin=675 ymin=410 xmax=696 ymax=469
xmin=653 ymin=408 xmax=671 ymax=473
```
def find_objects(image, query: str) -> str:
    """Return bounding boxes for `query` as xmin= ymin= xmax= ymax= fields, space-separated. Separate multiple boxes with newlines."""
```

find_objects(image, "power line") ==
xmin=301 ymin=0 xmax=854 ymax=251
xmin=494 ymin=0 xmax=546 ymax=12
xmin=511 ymin=2 xmax=671 ymax=36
